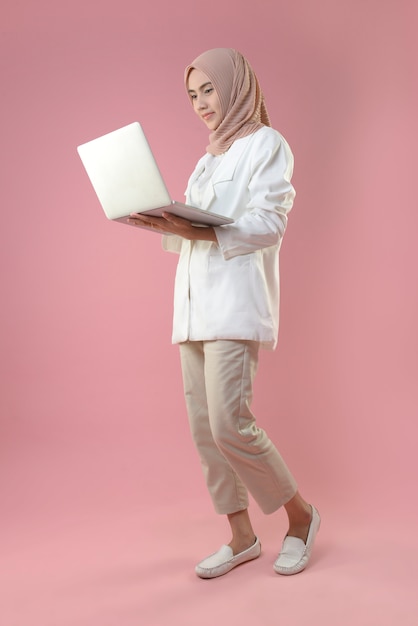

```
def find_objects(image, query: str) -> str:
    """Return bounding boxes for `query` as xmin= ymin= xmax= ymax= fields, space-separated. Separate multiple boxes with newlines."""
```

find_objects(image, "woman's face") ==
xmin=187 ymin=69 xmax=222 ymax=131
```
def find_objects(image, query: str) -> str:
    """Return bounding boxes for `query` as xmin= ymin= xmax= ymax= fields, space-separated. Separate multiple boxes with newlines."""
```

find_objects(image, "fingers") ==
xmin=127 ymin=216 xmax=161 ymax=230
xmin=127 ymin=212 xmax=192 ymax=235
xmin=161 ymin=212 xmax=190 ymax=225
xmin=129 ymin=214 xmax=161 ymax=226
xmin=129 ymin=212 xmax=188 ymax=225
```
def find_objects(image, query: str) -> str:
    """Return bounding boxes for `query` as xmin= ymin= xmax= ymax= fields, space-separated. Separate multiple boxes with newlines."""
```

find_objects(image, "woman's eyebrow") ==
xmin=188 ymin=82 xmax=213 ymax=94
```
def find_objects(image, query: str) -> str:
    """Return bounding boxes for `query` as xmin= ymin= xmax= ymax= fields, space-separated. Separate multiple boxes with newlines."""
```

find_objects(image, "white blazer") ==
xmin=163 ymin=126 xmax=295 ymax=350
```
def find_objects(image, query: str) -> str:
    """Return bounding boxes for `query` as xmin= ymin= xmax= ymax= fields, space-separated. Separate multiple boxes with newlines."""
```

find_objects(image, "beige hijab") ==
xmin=185 ymin=48 xmax=271 ymax=156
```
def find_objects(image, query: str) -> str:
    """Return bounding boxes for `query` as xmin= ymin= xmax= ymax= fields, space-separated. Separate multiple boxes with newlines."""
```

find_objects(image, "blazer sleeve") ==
xmin=215 ymin=130 xmax=296 ymax=260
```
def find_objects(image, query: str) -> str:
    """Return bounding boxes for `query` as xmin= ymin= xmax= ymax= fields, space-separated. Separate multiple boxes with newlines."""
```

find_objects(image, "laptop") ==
xmin=76 ymin=121 xmax=233 ymax=228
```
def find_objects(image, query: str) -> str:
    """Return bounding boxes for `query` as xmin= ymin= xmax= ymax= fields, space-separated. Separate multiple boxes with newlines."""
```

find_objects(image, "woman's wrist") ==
xmin=193 ymin=226 xmax=218 ymax=243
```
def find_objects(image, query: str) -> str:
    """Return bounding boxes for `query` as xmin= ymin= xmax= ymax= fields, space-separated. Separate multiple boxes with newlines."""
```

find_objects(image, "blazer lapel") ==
xmin=186 ymin=133 xmax=254 ymax=210
xmin=203 ymin=134 xmax=253 ymax=209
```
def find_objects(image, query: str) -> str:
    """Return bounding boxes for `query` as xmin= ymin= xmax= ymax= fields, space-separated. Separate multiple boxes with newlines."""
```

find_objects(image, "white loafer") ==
xmin=195 ymin=537 xmax=261 ymax=579
xmin=273 ymin=505 xmax=321 ymax=575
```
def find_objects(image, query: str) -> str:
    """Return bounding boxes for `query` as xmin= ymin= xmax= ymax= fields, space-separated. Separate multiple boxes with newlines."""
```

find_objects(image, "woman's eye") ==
xmin=204 ymin=88 xmax=213 ymax=95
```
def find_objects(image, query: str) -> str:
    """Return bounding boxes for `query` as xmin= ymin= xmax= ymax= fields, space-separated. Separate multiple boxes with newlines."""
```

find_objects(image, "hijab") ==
xmin=184 ymin=48 xmax=271 ymax=156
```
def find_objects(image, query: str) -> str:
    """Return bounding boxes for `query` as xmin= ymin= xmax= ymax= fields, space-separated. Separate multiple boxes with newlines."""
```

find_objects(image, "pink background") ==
xmin=1 ymin=1 xmax=417 ymax=624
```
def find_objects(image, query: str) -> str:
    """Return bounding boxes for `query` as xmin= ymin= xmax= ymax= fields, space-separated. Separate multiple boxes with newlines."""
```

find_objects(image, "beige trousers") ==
xmin=179 ymin=340 xmax=298 ymax=515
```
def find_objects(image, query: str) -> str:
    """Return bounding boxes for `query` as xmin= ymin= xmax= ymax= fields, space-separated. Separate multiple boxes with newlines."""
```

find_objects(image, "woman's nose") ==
xmin=196 ymin=95 xmax=207 ymax=109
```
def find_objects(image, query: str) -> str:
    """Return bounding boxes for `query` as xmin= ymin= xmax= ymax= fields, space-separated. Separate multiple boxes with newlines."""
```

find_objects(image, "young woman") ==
xmin=129 ymin=48 xmax=320 ymax=579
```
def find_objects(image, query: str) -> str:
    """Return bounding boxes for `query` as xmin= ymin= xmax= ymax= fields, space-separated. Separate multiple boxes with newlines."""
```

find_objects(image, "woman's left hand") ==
xmin=127 ymin=212 xmax=217 ymax=242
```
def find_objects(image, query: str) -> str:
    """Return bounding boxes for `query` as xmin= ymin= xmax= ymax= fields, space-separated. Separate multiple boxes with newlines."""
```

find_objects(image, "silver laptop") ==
xmin=77 ymin=122 xmax=233 ymax=227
